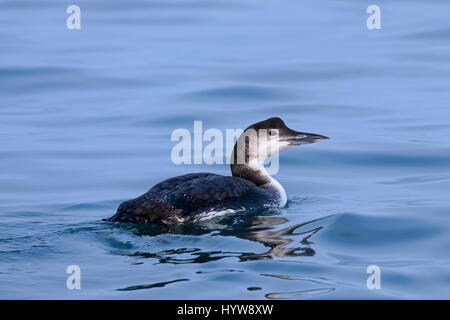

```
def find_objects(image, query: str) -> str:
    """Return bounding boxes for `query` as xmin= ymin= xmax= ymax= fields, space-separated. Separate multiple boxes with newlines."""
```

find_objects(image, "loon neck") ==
xmin=231 ymin=162 xmax=271 ymax=186
xmin=230 ymin=138 xmax=272 ymax=186
xmin=230 ymin=162 xmax=287 ymax=206
xmin=229 ymin=137 xmax=287 ymax=205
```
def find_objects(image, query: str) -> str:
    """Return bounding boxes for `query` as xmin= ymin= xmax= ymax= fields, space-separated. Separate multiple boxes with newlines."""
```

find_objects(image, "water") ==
xmin=1 ymin=0 xmax=450 ymax=299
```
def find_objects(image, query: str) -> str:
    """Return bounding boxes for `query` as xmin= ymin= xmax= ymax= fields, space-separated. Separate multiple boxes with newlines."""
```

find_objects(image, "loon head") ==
xmin=245 ymin=116 xmax=329 ymax=154
xmin=231 ymin=117 xmax=328 ymax=185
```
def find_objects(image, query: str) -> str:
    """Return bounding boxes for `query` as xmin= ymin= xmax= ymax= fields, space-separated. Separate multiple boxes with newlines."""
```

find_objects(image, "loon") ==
xmin=106 ymin=117 xmax=328 ymax=223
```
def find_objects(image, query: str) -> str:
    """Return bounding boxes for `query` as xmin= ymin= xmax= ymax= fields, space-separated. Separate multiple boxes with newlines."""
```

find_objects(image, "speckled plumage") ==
xmin=106 ymin=173 xmax=276 ymax=223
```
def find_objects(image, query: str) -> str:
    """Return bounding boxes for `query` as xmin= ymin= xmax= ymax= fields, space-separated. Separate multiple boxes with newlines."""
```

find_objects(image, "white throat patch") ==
xmin=262 ymin=176 xmax=287 ymax=207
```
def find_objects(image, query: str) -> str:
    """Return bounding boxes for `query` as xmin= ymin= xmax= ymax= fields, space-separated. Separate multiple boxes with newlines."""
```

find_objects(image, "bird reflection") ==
xmin=236 ymin=215 xmax=323 ymax=260
xmin=109 ymin=209 xmax=328 ymax=264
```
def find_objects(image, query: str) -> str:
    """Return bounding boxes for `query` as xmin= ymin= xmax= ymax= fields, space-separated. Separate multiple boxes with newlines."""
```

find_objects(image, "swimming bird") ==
xmin=106 ymin=117 xmax=328 ymax=223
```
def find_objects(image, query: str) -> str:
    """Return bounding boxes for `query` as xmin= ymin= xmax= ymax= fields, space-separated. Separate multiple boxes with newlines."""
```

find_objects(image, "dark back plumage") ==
xmin=107 ymin=173 xmax=276 ymax=223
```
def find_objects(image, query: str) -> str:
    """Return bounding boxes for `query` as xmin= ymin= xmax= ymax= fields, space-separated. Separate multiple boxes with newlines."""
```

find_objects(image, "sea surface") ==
xmin=1 ymin=0 xmax=449 ymax=299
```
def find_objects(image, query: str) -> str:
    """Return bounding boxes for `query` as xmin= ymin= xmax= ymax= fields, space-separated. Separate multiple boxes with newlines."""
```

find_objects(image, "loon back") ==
xmin=106 ymin=173 xmax=279 ymax=223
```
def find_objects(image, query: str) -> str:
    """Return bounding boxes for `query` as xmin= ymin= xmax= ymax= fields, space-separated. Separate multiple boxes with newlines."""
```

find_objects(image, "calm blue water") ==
xmin=1 ymin=0 xmax=450 ymax=299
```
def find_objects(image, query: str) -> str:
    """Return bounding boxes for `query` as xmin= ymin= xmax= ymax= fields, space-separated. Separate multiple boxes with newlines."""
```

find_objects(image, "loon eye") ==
xmin=268 ymin=129 xmax=277 ymax=136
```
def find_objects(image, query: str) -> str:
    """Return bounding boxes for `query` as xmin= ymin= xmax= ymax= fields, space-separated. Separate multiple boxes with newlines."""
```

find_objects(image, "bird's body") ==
xmin=107 ymin=173 xmax=283 ymax=223
xmin=106 ymin=117 xmax=328 ymax=224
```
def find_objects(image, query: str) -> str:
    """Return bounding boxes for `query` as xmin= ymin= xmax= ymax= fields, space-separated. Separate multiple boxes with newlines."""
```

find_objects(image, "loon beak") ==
xmin=281 ymin=129 xmax=329 ymax=146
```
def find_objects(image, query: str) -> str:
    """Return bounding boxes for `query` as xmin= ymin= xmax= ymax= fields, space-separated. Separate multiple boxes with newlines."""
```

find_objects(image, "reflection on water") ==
xmin=266 ymin=288 xmax=335 ymax=300
xmin=261 ymin=274 xmax=335 ymax=299
xmin=120 ymin=211 xmax=328 ymax=263
xmin=105 ymin=211 xmax=335 ymax=295
xmin=234 ymin=215 xmax=322 ymax=260
xmin=117 ymin=278 xmax=189 ymax=292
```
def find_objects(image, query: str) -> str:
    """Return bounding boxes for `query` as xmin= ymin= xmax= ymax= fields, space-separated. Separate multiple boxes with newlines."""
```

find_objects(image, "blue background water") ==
xmin=1 ymin=0 xmax=449 ymax=299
